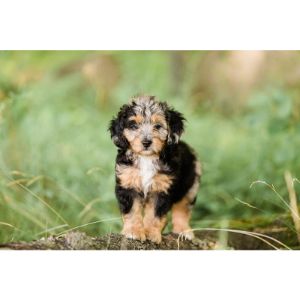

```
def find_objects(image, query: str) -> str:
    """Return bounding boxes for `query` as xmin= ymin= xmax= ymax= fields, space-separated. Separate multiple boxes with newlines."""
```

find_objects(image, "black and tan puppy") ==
xmin=109 ymin=95 xmax=201 ymax=243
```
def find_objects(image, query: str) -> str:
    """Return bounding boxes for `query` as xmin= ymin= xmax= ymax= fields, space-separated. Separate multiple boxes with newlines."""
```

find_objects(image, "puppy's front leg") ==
xmin=144 ymin=193 xmax=170 ymax=244
xmin=116 ymin=187 xmax=145 ymax=241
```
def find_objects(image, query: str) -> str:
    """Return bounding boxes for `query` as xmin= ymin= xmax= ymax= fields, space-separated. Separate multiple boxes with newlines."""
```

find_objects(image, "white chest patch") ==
xmin=138 ymin=156 xmax=158 ymax=196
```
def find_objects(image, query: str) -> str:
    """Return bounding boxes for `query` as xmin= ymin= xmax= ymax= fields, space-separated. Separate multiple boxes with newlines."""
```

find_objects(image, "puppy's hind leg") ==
xmin=172 ymin=163 xmax=200 ymax=240
xmin=172 ymin=196 xmax=196 ymax=240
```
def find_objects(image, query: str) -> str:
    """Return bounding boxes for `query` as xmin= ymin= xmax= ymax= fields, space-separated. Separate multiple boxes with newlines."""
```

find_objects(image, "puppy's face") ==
xmin=123 ymin=111 xmax=168 ymax=155
xmin=109 ymin=96 xmax=185 ymax=156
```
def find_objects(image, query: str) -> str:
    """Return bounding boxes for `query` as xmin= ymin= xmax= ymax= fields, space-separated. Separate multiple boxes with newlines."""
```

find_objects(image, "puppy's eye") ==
xmin=154 ymin=124 xmax=162 ymax=130
xmin=128 ymin=121 xmax=138 ymax=130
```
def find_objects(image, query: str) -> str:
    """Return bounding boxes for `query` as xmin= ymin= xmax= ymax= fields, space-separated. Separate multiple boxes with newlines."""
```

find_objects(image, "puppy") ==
xmin=109 ymin=95 xmax=201 ymax=243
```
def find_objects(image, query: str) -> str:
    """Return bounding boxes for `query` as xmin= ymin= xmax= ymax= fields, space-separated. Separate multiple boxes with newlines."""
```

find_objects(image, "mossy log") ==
xmin=0 ymin=231 xmax=295 ymax=250
xmin=0 ymin=213 xmax=299 ymax=250
xmin=0 ymin=231 xmax=217 ymax=250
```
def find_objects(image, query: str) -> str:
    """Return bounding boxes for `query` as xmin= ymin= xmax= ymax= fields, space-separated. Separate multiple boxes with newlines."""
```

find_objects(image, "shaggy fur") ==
xmin=109 ymin=95 xmax=201 ymax=243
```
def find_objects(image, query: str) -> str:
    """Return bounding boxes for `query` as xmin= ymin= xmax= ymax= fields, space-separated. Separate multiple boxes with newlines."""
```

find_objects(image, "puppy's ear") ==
xmin=166 ymin=107 xmax=185 ymax=144
xmin=108 ymin=105 xmax=129 ymax=149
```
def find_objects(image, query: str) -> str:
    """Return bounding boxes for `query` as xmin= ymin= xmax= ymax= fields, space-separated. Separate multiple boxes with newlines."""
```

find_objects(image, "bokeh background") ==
xmin=0 ymin=51 xmax=300 ymax=243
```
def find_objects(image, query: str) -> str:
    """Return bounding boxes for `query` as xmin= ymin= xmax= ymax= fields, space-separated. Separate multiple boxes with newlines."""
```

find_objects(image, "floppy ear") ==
xmin=108 ymin=105 xmax=129 ymax=149
xmin=166 ymin=107 xmax=185 ymax=144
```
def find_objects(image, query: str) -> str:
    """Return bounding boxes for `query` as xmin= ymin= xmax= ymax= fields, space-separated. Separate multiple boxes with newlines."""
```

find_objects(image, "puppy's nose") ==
xmin=142 ymin=139 xmax=152 ymax=149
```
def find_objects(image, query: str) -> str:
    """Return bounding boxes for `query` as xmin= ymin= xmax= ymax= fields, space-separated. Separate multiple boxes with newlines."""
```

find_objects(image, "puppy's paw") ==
xmin=173 ymin=228 xmax=194 ymax=240
xmin=181 ymin=230 xmax=195 ymax=240
xmin=122 ymin=227 xmax=146 ymax=242
xmin=145 ymin=230 xmax=162 ymax=244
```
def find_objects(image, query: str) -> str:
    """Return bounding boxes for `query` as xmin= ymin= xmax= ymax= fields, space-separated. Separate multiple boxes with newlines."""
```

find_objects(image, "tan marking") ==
xmin=143 ymin=200 xmax=167 ymax=244
xmin=151 ymin=173 xmax=173 ymax=193
xmin=123 ymin=128 xmax=136 ymax=142
xmin=116 ymin=164 xmax=142 ymax=191
xmin=123 ymin=129 xmax=144 ymax=154
xmin=129 ymin=114 xmax=144 ymax=124
xmin=186 ymin=176 xmax=199 ymax=200
xmin=122 ymin=199 xmax=145 ymax=241
xmin=151 ymin=137 xmax=165 ymax=154
xmin=172 ymin=197 xmax=194 ymax=240
xmin=186 ymin=160 xmax=201 ymax=200
xmin=150 ymin=114 xmax=167 ymax=127
xmin=116 ymin=162 xmax=172 ymax=194
xmin=131 ymin=137 xmax=143 ymax=153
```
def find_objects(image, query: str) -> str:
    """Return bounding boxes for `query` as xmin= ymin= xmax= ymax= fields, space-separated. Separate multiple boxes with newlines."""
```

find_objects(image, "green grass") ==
xmin=0 ymin=51 xmax=299 ymax=243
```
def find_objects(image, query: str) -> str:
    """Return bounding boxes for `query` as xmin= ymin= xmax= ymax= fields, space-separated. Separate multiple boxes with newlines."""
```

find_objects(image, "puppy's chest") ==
xmin=137 ymin=157 xmax=159 ymax=196
xmin=117 ymin=157 xmax=172 ymax=197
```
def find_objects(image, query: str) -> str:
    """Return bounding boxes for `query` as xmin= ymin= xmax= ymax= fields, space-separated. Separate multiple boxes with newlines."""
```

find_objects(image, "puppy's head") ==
xmin=109 ymin=95 xmax=185 ymax=156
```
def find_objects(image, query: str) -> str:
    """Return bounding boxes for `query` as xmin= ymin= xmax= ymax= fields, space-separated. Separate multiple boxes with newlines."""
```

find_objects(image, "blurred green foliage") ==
xmin=0 ymin=51 xmax=299 ymax=243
